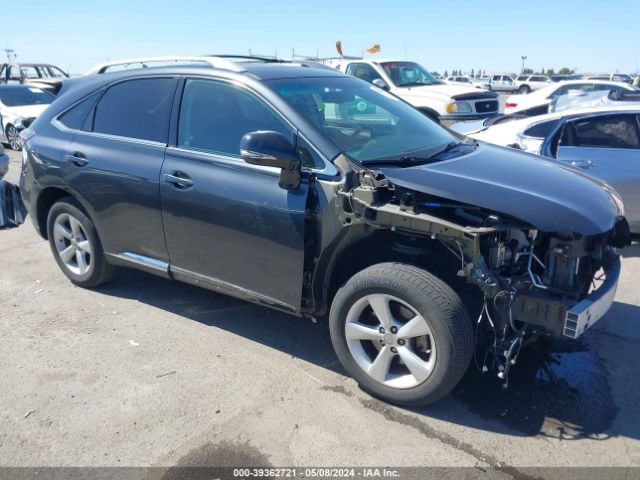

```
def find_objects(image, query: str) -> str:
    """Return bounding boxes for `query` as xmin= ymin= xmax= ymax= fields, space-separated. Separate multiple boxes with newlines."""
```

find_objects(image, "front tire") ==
xmin=518 ymin=85 xmax=530 ymax=94
xmin=47 ymin=197 xmax=116 ymax=287
xmin=329 ymin=263 xmax=473 ymax=406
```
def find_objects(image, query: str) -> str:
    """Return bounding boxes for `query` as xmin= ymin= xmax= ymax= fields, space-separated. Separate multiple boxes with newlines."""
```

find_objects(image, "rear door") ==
xmin=555 ymin=113 xmax=640 ymax=229
xmin=160 ymin=78 xmax=309 ymax=311
xmin=62 ymin=76 xmax=178 ymax=262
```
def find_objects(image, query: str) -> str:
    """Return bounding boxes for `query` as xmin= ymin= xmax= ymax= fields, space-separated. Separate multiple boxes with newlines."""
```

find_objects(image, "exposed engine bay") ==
xmin=336 ymin=167 xmax=630 ymax=387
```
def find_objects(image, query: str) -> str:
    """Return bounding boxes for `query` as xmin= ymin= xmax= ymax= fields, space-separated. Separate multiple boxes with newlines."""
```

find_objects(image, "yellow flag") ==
xmin=366 ymin=44 xmax=381 ymax=54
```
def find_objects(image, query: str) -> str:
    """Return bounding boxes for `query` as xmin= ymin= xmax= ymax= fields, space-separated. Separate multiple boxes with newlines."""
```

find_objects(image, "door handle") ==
xmin=163 ymin=172 xmax=193 ymax=188
xmin=64 ymin=152 xmax=89 ymax=167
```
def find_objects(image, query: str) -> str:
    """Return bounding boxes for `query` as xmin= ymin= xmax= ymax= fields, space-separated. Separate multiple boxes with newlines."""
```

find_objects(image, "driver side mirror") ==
xmin=240 ymin=131 xmax=302 ymax=189
xmin=372 ymin=78 xmax=390 ymax=91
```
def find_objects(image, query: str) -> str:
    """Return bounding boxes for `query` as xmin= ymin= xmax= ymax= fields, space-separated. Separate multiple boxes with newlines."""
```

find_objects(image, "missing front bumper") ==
xmin=563 ymin=256 xmax=621 ymax=339
xmin=510 ymin=254 xmax=621 ymax=338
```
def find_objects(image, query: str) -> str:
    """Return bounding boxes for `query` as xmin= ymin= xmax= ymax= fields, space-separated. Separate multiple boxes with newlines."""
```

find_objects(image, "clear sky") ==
xmin=2 ymin=0 xmax=638 ymax=75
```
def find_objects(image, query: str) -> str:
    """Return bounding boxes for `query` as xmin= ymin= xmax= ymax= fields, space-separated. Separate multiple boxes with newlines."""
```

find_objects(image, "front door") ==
xmin=160 ymin=78 xmax=309 ymax=311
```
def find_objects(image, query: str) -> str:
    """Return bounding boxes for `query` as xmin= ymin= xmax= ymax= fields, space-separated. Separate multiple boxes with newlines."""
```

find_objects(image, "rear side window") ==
xmin=177 ymin=79 xmax=294 ymax=158
xmin=562 ymin=114 xmax=640 ymax=149
xmin=531 ymin=76 xmax=547 ymax=82
xmin=58 ymin=92 xmax=101 ymax=131
xmin=93 ymin=78 xmax=175 ymax=143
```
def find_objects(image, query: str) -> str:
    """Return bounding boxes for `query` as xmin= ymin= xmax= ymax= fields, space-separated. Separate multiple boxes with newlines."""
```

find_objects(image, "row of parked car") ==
xmin=444 ymin=72 xmax=636 ymax=94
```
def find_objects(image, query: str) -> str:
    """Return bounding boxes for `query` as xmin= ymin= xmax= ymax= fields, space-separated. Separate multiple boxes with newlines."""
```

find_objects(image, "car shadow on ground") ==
xmin=96 ymin=268 xmax=640 ymax=441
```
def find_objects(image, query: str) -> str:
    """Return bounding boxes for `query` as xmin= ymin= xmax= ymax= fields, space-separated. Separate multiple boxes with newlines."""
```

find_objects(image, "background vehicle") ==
xmin=551 ymin=88 xmax=640 ymax=112
xmin=504 ymin=80 xmax=637 ymax=116
xmin=550 ymin=74 xmax=582 ymax=82
xmin=337 ymin=59 xmax=499 ymax=122
xmin=0 ymin=84 xmax=55 ymax=150
xmin=445 ymin=75 xmax=488 ymax=90
xmin=513 ymin=74 xmax=551 ymax=94
xmin=585 ymin=73 xmax=633 ymax=84
xmin=452 ymin=105 xmax=640 ymax=233
xmin=0 ymin=62 xmax=69 ymax=93
xmin=486 ymin=74 xmax=515 ymax=92
xmin=19 ymin=56 xmax=629 ymax=406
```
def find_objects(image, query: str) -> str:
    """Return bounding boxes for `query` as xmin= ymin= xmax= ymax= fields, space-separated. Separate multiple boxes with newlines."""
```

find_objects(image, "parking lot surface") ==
xmin=2 ymin=149 xmax=640 ymax=471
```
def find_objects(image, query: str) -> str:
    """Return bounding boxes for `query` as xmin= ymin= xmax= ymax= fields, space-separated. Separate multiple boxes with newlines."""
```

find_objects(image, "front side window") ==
xmin=0 ymin=85 xmax=54 ymax=107
xmin=93 ymin=78 xmax=175 ymax=143
xmin=561 ymin=114 xmax=640 ymax=149
xmin=177 ymin=79 xmax=294 ymax=158
xmin=517 ymin=75 xmax=528 ymax=82
xmin=267 ymin=76 xmax=457 ymax=163
xmin=380 ymin=62 xmax=442 ymax=87
xmin=346 ymin=63 xmax=382 ymax=84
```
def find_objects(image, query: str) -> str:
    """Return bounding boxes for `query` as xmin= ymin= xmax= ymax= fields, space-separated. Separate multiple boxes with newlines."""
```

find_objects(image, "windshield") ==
xmin=267 ymin=76 xmax=457 ymax=163
xmin=0 ymin=86 xmax=55 ymax=106
xmin=380 ymin=62 xmax=443 ymax=87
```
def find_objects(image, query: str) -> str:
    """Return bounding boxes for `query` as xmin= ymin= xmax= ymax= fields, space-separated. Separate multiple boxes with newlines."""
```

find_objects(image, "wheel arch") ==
xmin=35 ymin=187 xmax=87 ymax=240
xmin=309 ymin=227 xmax=464 ymax=318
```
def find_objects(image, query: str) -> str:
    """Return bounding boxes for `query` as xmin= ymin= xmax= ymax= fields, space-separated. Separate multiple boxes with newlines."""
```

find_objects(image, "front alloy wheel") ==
xmin=345 ymin=293 xmax=437 ymax=389
xmin=330 ymin=263 xmax=473 ymax=405
xmin=6 ymin=125 xmax=21 ymax=151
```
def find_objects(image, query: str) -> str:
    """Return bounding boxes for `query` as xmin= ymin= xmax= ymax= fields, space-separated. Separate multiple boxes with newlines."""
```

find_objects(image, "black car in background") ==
xmin=16 ymin=56 xmax=630 ymax=405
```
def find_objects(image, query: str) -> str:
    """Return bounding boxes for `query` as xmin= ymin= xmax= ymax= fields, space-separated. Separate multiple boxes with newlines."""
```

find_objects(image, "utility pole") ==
xmin=521 ymin=56 xmax=527 ymax=73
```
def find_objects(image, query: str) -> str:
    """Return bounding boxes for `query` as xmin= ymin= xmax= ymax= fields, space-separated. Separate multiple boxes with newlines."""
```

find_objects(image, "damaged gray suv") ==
xmin=17 ymin=56 xmax=630 ymax=405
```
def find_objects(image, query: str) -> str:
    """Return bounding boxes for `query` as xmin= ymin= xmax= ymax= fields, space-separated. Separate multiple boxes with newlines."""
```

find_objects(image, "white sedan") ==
xmin=0 ymin=84 xmax=54 ymax=150
xmin=504 ymin=80 xmax=637 ymax=116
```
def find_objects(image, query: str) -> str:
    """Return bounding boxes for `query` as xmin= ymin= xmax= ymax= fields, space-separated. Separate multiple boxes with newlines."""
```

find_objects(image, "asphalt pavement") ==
xmin=1 ymin=149 xmax=640 ymax=474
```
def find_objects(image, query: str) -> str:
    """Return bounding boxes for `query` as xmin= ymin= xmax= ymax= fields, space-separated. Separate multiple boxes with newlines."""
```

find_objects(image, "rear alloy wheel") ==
xmin=6 ymin=125 xmax=21 ymax=151
xmin=330 ymin=263 xmax=473 ymax=405
xmin=47 ymin=198 xmax=116 ymax=287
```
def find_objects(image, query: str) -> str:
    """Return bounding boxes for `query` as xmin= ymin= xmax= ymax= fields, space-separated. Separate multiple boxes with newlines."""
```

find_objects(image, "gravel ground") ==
xmin=1 ymin=149 xmax=640 ymax=474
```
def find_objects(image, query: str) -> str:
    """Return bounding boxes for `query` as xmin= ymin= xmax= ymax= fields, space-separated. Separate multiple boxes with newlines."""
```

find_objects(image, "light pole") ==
xmin=521 ymin=56 xmax=527 ymax=74
xmin=4 ymin=49 xmax=16 ymax=63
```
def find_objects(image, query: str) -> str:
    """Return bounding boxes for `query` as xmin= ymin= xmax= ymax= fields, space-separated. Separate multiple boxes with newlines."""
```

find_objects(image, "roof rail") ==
xmin=206 ymin=54 xmax=281 ymax=63
xmin=85 ymin=56 xmax=247 ymax=75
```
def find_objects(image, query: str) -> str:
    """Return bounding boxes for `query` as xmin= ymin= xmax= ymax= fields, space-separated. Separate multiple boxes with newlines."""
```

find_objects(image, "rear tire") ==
xmin=518 ymin=85 xmax=530 ymax=94
xmin=329 ymin=263 xmax=473 ymax=406
xmin=46 ymin=197 xmax=116 ymax=288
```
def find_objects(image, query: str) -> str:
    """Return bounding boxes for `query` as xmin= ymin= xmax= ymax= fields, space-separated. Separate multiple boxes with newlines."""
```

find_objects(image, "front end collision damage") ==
xmin=313 ymin=158 xmax=629 ymax=387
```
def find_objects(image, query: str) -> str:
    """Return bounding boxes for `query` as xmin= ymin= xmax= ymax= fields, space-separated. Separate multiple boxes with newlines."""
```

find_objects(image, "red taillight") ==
xmin=19 ymin=128 xmax=35 ymax=143
xmin=505 ymin=102 xmax=518 ymax=108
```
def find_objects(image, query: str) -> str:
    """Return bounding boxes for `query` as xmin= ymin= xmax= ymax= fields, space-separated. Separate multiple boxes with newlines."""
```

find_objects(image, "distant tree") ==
xmin=443 ymin=70 xmax=448 ymax=78
xmin=558 ymin=67 xmax=574 ymax=75
xmin=471 ymin=68 xmax=475 ymax=78
xmin=431 ymin=71 xmax=440 ymax=77
xmin=523 ymin=68 xmax=534 ymax=74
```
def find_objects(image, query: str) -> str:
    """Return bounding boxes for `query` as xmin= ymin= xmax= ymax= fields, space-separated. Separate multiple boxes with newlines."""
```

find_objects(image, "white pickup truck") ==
xmin=336 ymin=59 xmax=500 ymax=123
